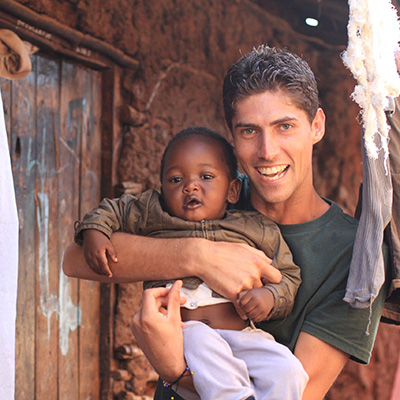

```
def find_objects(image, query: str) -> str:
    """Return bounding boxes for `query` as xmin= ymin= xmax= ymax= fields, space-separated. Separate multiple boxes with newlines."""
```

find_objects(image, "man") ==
xmin=63 ymin=45 xmax=388 ymax=399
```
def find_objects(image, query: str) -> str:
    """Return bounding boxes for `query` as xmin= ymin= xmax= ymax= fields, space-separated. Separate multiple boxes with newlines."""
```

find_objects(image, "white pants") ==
xmin=174 ymin=321 xmax=308 ymax=400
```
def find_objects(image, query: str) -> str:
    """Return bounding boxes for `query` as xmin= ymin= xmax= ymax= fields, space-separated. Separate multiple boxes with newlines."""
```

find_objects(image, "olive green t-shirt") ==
xmin=235 ymin=174 xmax=388 ymax=364
xmin=258 ymin=200 xmax=388 ymax=364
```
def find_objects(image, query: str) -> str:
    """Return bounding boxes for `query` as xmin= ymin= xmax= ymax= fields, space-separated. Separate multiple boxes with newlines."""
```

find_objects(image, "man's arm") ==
xmin=131 ymin=281 xmax=195 ymax=394
xmin=131 ymin=281 xmax=188 ymax=383
xmin=63 ymin=233 xmax=198 ymax=283
xmin=294 ymin=331 xmax=349 ymax=400
xmin=62 ymin=232 xmax=282 ymax=301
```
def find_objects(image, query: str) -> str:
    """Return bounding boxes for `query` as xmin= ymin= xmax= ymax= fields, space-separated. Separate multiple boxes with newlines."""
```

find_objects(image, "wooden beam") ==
xmin=0 ymin=0 xmax=139 ymax=69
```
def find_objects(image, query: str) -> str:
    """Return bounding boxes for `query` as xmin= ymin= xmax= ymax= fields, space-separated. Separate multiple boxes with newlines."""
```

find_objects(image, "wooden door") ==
xmin=2 ymin=52 xmax=103 ymax=399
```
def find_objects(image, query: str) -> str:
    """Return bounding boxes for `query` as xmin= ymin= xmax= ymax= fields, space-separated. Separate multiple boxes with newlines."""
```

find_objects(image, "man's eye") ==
xmin=201 ymin=174 xmax=214 ymax=180
xmin=169 ymin=177 xmax=182 ymax=183
xmin=280 ymin=123 xmax=292 ymax=131
xmin=243 ymin=128 xmax=255 ymax=135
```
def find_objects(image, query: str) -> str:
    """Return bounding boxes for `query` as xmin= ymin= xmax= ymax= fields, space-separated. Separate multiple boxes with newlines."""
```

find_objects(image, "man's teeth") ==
xmin=257 ymin=166 xmax=287 ymax=180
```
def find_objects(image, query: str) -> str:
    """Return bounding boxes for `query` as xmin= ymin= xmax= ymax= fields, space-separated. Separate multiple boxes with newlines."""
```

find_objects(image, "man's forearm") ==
xmin=295 ymin=331 xmax=349 ymax=400
xmin=62 ymin=232 xmax=199 ymax=283
xmin=63 ymin=232 xmax=280 ymax=303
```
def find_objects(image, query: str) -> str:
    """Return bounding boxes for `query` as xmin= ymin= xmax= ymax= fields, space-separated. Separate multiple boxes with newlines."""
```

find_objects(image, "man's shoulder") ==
xmin=324 ymin=199 xmax=359 ymax=234
xmin=278 ymin=199 xmax=358 ymax=240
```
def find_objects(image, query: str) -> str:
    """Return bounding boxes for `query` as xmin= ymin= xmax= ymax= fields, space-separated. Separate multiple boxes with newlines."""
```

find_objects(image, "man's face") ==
xmin=161 ymin=136 xmax=239 ymax=221
xmin=231 ymin=90 xmax=325 ymax=215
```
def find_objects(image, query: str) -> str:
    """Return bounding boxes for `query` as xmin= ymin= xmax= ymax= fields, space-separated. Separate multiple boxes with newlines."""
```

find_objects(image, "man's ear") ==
xmin=312 ymin=108 xmax=326 ymax=145
xmin=224 ymin=120 xmax=235 ymax=146
xmin=227 ymin=178 xmax=242 ymax=204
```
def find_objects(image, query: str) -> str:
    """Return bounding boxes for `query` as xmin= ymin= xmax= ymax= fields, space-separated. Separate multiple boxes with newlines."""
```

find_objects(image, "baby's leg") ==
xmin=217 ymin=327 xmax=308 ymax=400
xmin=177 ymin=320 xmax=255 ymax=400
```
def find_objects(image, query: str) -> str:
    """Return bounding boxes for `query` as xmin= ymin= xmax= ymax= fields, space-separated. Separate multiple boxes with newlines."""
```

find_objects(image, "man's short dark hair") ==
xmin=160 ymin=126 xmax=238 ymax=182
xmin=223 ymin=45 xmax=320 ymax=130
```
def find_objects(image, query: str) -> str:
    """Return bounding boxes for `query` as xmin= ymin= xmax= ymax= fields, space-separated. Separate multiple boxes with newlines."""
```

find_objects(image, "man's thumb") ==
xmin=167 ymin=280 xmax=184 ymax=319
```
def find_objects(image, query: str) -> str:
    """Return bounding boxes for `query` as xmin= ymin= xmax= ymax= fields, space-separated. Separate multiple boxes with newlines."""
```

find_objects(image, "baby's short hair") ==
xmin=160 ymin=126 xmax=238 ymax=182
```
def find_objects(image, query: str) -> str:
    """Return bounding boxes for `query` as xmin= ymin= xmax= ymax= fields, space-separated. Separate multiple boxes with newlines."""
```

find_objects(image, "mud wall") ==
xmin=17 ymin=0 xmax=400 ymax=399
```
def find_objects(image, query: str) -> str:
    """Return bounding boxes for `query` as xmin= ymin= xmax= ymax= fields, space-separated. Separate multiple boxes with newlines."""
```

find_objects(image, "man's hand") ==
xmin=237 ymin=287 xmax=275 ymax=322
xmin=131 ymin=280 xmax=187 ymax=383
xmin=82 ymin=230 xmax=118 ymax=277
xmin=194 ymin=240 xmax=282 ymax=302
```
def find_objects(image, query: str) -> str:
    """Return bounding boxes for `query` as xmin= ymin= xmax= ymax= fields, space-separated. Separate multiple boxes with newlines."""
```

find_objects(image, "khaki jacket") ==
xmin=75 ymin=189 xmax=301 ymax=320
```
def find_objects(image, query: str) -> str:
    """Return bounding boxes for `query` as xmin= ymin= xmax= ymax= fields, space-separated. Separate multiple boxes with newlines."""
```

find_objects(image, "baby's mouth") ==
xmin=184 ymin=196 xmax=202 ymax=209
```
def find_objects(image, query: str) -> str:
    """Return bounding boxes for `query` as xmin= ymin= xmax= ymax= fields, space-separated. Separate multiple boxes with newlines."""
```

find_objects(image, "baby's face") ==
xmin=161 ymin=137 xmax=235 ymax=221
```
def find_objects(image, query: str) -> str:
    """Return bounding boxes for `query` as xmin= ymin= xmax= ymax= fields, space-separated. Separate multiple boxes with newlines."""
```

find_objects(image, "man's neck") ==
xmin=254 ymin=191 xmax=330 ymax=225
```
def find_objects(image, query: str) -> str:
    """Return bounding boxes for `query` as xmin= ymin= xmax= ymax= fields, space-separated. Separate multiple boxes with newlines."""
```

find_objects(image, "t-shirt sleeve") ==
xmin=301 ymin=278 xmax=387 ymax=364
xmin=300 ymin=244 xmax=390 ymax=364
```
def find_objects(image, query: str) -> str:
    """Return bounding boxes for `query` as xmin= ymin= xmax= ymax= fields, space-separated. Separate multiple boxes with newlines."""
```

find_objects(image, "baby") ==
xmin=75 ymin=126 xmax=308 ymax=400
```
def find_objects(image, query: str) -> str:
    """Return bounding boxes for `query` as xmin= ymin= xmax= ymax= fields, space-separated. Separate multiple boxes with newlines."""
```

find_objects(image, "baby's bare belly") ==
xmin=180 ymin=302 xmax=249 ymax=330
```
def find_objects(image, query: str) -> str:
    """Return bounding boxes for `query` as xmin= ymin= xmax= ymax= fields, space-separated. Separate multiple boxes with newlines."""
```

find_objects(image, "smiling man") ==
xmin=64 ymin=46 xmax=389 ymax=400
xmin=133 ymin=46 xmax=389 ymax=400
xmin=231 ymin=90 xmax=327 ymax=223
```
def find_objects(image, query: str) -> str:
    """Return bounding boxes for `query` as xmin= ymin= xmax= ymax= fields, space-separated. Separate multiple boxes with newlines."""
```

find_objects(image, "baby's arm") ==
xmin=83 ymin=230 xmax=118 ymax=277
xmin=239 ymin=220 xmax=301 ymax=321
xmin=75 ymin=193 xmax=142 ymax=276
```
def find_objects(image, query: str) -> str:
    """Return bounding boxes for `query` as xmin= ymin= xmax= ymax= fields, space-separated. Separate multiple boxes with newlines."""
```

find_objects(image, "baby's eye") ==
xmin=169 ymin=176 xmax=183 ymax=183
xmin=201 ymin=174 xmax=214 ymax=180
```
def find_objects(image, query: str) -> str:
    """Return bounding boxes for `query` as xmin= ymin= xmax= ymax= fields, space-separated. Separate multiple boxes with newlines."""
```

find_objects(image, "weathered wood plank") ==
xmin=8 ymin=52 xmax=105 ymax=399
xmin=58 ymin=60 xmax=82 ymax=400
xmin=10 ymin=57 xmax=37 ymax=400
xmin=78 ymin=67 xmax=102 ymax=400
xmin=35 ymin=55 xmax=60 ymax=399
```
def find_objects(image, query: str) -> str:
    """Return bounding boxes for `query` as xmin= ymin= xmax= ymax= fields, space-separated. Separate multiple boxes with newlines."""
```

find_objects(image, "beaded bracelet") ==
xmin=163 ymin=366 xmax=191 ymax=389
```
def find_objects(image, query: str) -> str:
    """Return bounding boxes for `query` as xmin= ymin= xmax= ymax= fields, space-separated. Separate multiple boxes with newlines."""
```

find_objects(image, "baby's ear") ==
xmin=227 ymin=178 xmax=242 ymax=204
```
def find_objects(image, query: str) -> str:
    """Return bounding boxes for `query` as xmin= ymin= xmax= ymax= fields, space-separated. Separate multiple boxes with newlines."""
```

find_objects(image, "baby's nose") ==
xmin=183 ymin=180 xmax=199 ymax=193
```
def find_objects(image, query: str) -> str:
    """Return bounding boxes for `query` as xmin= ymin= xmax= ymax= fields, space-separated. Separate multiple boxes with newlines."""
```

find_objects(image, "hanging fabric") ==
xmin=342 ymin=0 xmax=400 ymax=312
xmin=0 ymin=29 xmax=34 ymax=80
xmin=0 ymin=29 xmax=33 ymax=399
xmin=381 ymin=97 xmax=400 ymax=324
xmin=0 ymin=90 xmax=19 ymax=399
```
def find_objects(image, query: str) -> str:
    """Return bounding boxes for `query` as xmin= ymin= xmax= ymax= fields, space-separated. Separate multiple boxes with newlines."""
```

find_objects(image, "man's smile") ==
xmin=256 ymin=165 xmax=289 ymax=181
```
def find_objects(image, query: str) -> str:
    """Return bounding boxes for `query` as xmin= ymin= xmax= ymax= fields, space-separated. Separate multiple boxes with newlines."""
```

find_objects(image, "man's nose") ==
xmin=183 ymin=180 xmax=199 ymax=193
xmin=257 ymin=132 xmax=280 ymax=160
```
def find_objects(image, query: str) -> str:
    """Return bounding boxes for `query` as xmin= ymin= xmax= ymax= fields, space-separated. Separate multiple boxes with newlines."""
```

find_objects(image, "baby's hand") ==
xmin=237 ymin=288 xmax=275 ymax=322
xmin=82 ymin=230 xmax=118 ymax=277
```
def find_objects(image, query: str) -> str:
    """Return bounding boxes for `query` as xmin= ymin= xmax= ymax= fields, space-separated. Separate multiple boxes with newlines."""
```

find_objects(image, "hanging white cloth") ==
xmin=342 ymin=0 xmax=400 ymax=309
xmin=0 ymin=90 xmax=19 ymax=399
xmin=342 ymin=0 xmax=400 ymax=161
